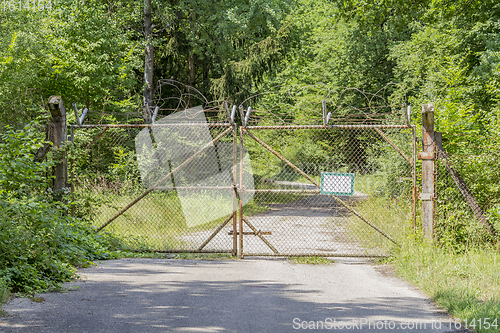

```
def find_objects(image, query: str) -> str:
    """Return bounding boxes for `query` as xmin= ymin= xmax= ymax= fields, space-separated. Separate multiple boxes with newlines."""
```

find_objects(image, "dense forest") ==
xmin=0 ymin=0 xmax=498 ymax=129
xmin=1 ymin=0 xmax=500 ymax=321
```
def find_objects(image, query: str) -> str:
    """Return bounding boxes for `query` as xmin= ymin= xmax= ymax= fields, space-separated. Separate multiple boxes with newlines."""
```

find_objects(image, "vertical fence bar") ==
xmin=238 ymin=106 xmax=246 ymax=258
xmin=412 ymin=125 xmax=417 ymax=231
xmin=239 ymin=127 xmax=244 ymax=258
xmin=232 ymin=124 xmax=238 ymax=256
xmin=421 ymin=104 xmax=435 ymax=239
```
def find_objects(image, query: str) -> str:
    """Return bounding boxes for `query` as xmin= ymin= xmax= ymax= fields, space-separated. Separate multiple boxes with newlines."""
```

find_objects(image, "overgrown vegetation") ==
xmin=391 ymin=236 xmax=500 ymax=333
xmin=0 ymin=123 xmax=122 ymax=300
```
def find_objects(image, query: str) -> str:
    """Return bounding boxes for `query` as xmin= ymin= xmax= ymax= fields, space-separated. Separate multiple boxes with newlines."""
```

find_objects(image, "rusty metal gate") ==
xmin=70 ymin=93 xmax=416 ymax=257
xmin=234 ymin=122 xmax=416 ymax=257
xmin=70 ymin=120 xmax=241 ymax=255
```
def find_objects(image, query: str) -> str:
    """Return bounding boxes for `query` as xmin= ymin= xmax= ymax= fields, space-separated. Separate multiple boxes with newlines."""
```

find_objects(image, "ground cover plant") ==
xmin=0 ymin=123 xmax=122 ymax=301
xmin=289 ymin=256 xmax=334 ymax=264
xmin=392 ymin=238 xmax=500 ymax=333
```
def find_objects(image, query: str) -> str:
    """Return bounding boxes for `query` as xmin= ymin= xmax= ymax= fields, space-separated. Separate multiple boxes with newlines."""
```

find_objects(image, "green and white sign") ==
xmin=320 ymin=172 xmax=355 ymax=196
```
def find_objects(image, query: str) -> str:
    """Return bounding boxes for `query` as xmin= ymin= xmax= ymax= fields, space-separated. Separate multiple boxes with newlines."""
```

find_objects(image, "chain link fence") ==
xmin=70 ymin=123 xmax=415 ymax=256
xmin=435 ymin=134 xmax=500 ymax=250
xmin=68 ymin=83 xmax=419 ymax=256
xmin=239 ymin=125 xmax=414 ymax=257
xmin=70 ymin=121 xmax=239 ymax=253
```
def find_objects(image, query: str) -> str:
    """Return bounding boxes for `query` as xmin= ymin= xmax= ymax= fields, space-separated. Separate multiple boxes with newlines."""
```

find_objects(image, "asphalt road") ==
xmin=0 ymin=258 xmax=462 ymax=333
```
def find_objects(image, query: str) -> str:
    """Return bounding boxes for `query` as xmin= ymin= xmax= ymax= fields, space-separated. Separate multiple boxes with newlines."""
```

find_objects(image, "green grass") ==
xmin=90 ymin=190 xmax=189 ymax=250
xmin=317 ymin=173 xmax=414 ymax=255
xmin=354 ymin=174 xmax=384 ymax=195
xmin=349 ymin=195 xmax=413 ymax=252
xmin=392 ymin=238 xmax=500 ymax=333
xmin=289 ymin=256 xmax=334 ymax=264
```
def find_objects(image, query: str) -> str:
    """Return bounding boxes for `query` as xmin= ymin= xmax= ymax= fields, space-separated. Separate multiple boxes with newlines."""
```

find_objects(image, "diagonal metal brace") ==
xmin=232 ymin=184 xmax=279 ymax=254
xmin=242 ymin=217 xmax=279 ymax=254
xmin=197 ymin=213 xmax=235 ymax=251
xmin=374 ymin=127 xmax=412 ymax=166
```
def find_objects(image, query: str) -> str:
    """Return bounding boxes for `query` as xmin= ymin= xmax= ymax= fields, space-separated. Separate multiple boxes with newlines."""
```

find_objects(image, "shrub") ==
xmin=0 ymin=122 xmax=120 ymax=295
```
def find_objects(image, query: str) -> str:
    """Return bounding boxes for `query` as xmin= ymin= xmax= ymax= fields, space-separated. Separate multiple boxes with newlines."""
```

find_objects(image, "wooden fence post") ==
xmin=420 ymin=104 xmax=435 ymax=238
xmin=48 ymin=96 xmax=68 ymax=198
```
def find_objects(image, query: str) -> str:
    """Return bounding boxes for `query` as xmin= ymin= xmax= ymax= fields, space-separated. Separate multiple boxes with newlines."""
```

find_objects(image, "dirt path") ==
xmin=0 ymin=258 xmax=461 ymax=333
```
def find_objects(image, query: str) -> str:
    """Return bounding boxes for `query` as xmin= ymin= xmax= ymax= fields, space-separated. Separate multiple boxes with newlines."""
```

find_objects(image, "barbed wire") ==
xmin=149 ymin=80 xmax=409 ymax=126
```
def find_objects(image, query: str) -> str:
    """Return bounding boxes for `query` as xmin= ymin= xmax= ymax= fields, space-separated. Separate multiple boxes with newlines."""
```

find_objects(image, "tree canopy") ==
xmin=0 ymin=0 xmax=498 ymax=129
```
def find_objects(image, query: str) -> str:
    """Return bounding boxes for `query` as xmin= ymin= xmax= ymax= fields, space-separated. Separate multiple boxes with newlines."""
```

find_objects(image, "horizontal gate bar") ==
xmin=245 ymin=189 xmax=319 ymax=193
xmin=242 ymin=253 xmax=387 ymax=258
xmin=153 ymin=187 xmax=320 ymax=193
xmin=228 ymin=231 xmax=272 ymax=235
xmin=154 ymin=186 xmax=234 ymax=191
xmin=246 ymin=125 xmax=411 ymax=130
xmin=72 ymin=123 xmax=232 ymax=128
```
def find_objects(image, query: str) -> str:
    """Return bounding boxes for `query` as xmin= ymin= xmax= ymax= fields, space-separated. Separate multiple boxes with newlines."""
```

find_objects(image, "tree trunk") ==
xmin=188 ymin=52 xmax=196 ymax=108
xmin=47 ymin=96 xmax=68 ymax=201
xmin=143 ymin=0 xmax=153 ymax=123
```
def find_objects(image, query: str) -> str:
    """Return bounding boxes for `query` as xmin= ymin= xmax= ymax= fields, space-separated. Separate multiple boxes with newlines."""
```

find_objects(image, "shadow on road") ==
xmin=1 ymin=259 xmax=454 ymax=333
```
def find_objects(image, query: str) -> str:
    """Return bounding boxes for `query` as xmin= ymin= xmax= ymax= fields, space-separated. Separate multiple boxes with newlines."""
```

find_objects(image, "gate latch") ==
xmin=417 ymin=152 xmax=434 ymax=160
xmin=419 ymin=193 xmax=435 ymax=201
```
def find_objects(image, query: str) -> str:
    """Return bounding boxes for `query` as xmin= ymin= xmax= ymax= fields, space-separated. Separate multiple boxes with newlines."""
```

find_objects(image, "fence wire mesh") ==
xmin=70 ymin=121 xmax=239 ymax=253
xmin=239 ymin=126 xmax=414 ymax=256
xmin=435 ymin=134 xmax=500 ymax=249
xmin=71 ymin=124 xmax=414 ymax=256
xmin=69 ymin=83 xmax=417 ymax=256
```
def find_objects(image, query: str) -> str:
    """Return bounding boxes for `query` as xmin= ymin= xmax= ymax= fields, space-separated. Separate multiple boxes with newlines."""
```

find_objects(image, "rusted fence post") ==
xmin=420 ymin=104 xmax=435 ymax=238
xmin=48 ymin=96 xmax=68 ymax=199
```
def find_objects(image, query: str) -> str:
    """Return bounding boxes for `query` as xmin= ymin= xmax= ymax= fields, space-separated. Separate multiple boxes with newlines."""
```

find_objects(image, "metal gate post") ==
xmin=238 ymin=127 xmax=244 ymax=258
xmin=231 ymin=123 xmax=238 ymax=256
xmin=420 ymin=104 xmax=435 ymax=239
